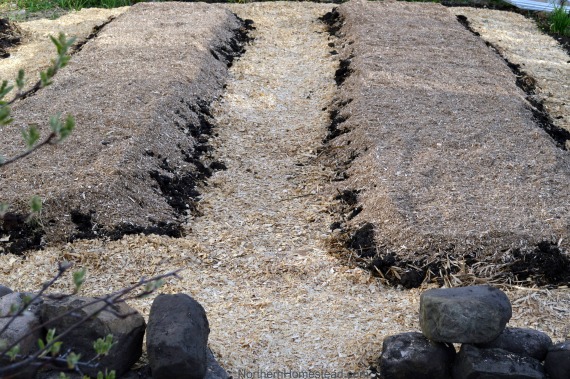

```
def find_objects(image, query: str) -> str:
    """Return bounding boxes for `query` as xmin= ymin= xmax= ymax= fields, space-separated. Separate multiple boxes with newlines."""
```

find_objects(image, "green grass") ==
xmin=549 ymin=3 xmax=570 ymax=36
xmin=13 ymin=0 xmax=145 ymax=13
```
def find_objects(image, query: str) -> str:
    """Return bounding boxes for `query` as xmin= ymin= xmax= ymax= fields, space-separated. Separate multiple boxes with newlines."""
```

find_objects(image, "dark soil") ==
xmin=0 ymin=18 xmax=22 ymax=59
xmin=366 ymin=239 xmax=570 ymax=289
xmin=0 ymin=212 xmax=44 ymax=254
xmin=510 ymin=242 xmax=570 ymax=286
xmin=68 ymin=209 xmax=181 ymax=242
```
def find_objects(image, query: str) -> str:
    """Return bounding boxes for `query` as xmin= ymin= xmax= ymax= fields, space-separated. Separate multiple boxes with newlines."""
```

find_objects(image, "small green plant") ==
xmin=549 ymin=0 xmax=570 ymax=35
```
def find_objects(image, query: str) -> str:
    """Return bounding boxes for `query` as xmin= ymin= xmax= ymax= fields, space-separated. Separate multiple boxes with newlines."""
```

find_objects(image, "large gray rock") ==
xmin=0 ymin=292 xmax=43 ymax=360
xmin=476 ymin=327 xmax=552 ymax=361
xmin=0 ymin=313 xmax=42 ymax=355
xmin=0 ymin=292 xmax=42 ymax=317
xmin=40 ymin=295 xmax=145 ymax=377
xmin=378 ymin=332 xmax=455 ymax=379
xmin=0 ymin=285 xmax=13 ymax=298
xmin=544 ymin=341 xmax=570 ymax=379
xmin=419 ymin=285 xmax=512 ymax=343
xmin=147 ymin=293 xmax=210 ymax=379
xmin=453 ymin=345 xmax=545 ymax=379
xmin=206 ymin=349 xmax=230 ymax=379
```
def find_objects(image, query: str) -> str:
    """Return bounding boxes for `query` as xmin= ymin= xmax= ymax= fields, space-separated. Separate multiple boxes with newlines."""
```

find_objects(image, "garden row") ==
xmin=322 ymin=1 xmax=570 ymax=287
xmin=1 ymin=2 xmax=251 ymax=253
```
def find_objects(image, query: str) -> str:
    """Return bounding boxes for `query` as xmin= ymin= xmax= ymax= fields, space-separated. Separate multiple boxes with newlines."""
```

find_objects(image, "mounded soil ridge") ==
xmin=1 ymin=2 xmax=249 ymax=251
xmin=325 ymin=1 xmax=570 ymax=285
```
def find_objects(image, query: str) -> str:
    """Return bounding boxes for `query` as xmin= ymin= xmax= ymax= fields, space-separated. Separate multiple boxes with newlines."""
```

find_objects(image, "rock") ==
xmin=40 ymin=295 xmax=145 ymax=378
xmin=119 ymin=366 xmax=152 ymax=379
xmin=453 ymin=344 xmax=545 ymax=379
xmin=0 ymin=294 xmax=44 ymax=379
xmin=206 ymin=349 xmax=230 ymax=379
xmin=476 ymin=327 xmax=552 ymax=361
xmin=378 ymin=332 xmax=455 ymax=379
xmin=0 ymin=285 xmax=13 ymax=298
xmin=544 ymin=341 xmax=570 ymax=379
xmin=0 ymin=312 xmax=42 ymax=355
xmin=419 ymin=285 xmax=512 ymax=343
xmin=0 ymin=292 xmax=42 ymax=317
xmin=0 ymin=292 xmax=43 ymax=362
xmin=147 ymin=293 xmax=210 ymax=379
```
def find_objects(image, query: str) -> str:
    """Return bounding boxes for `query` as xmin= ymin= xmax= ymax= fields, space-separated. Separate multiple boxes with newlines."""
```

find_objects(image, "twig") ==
xmin=0 ymin=132 xmax=57 ymax=168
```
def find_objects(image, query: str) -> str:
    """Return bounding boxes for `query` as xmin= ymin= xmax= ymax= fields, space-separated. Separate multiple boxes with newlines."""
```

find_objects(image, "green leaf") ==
xmin=73 ymin=268 xmax=86 ymax=291
xmin=97 ymin=370 xmax=116 ymax=379
xmin=0 ymin=203 xmax=9 ymax=216
xmin=7 ymin=344 xmax=20 ymax=361
xmin=40 ymin=71 xmax=51 ymax=87
xmin=50 ymin=113 xmax=63 ymax=133
xmin=16 ymin=69 xmax=25 ymax=91
xmin=60 ymin=54 xmax=71 ymax=68
xmin=46 ymin=328 xmax=56 ymax=343
xmin=93 ymin=334 xmax=114 ymax=356
xmin=49 ymin=34 xmax=63 ymax=55
xmin=141 ymin=279 xmax=165 ymax=298
xmin=22 ymin=125 xmax=40 ymax=148
xmin=30 ymin=196 xmax=42 ymax=213
xmin=50 ymin=341 xmax=62 ymax=356
xmin=59 ymin=115 xmax=75 ymax=141
xmin=0 ymin=105 xmax=13 ymax=126
xmin=59 ymin=372 xmax=71 ymax=379
xmin=22 ymin=294 xmax=32 ymax=307
xmin=9 ymin=303 xmax=20 ymax=315
xmin=37 ymin=338 xmax=45 ymax=351
xmin=66 ymin=351 xmax=81 ymax=369
xmin=0 ymin=80 xmax=14 ymax=100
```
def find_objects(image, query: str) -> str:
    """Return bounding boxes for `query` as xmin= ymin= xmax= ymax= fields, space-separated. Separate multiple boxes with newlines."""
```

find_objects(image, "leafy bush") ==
xmin=0 ymin=29 xmax=181 ymax=379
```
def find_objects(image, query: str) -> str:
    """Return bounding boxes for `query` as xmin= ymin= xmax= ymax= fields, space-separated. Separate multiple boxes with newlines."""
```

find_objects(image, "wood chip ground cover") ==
xmin=0 ymin=1 xmax=569 ymax=375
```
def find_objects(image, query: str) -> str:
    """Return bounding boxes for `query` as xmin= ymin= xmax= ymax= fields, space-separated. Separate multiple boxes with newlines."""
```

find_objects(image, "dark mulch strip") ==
xmin=0 ymin=18 xmax=22 ymax=58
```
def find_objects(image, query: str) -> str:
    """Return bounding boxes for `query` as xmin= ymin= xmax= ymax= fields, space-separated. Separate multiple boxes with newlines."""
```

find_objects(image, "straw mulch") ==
xmin=451 ymin=7 xmax=570 ymax=139
xmin=0 ymin=7 xmax=127 ymax=96
xmin=324 ymin=0 xmax=570 ymax=285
